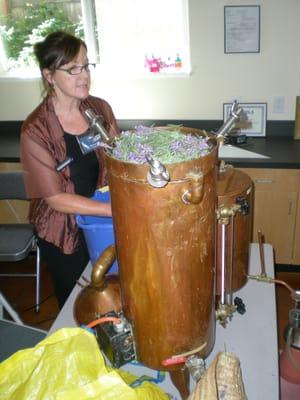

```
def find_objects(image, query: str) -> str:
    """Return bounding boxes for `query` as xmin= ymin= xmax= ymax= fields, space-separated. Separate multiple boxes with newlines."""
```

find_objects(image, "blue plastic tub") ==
xmin=76 ymin=189 xmax=118 ymax=273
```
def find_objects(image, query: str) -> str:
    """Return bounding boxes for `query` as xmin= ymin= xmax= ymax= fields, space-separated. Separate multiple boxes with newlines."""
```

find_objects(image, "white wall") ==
xmin=0 ymin=0 xmax=299 ymax=121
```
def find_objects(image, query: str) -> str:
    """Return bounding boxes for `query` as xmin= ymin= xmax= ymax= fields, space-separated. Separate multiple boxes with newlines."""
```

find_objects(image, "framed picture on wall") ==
xmin=224 ymin=5 xmax=261 ymax=53
xmin=223 ymin=102 xmax=267 ymax=137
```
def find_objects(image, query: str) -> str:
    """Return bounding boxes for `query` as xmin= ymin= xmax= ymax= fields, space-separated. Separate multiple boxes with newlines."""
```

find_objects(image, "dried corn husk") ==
xmin=187 ymin=351 xmax=247 ymax=400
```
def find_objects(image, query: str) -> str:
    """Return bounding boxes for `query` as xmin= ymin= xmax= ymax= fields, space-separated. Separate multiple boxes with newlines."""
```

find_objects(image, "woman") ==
xmin=20 ymin=31 xmax=119 ymax=308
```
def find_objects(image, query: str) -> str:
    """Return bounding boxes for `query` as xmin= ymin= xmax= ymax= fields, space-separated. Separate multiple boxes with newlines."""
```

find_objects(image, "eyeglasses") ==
xmin=57 ymin=63 xmax=96 ymax=75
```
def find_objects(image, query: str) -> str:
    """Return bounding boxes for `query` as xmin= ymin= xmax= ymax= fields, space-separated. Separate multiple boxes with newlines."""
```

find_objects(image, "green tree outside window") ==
xmin=0 ymin=1 xmax=84 ymax=70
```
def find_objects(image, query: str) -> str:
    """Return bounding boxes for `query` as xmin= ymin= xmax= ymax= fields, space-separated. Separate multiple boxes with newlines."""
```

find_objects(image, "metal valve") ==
xmin=234 ymin=296 xmax=246 ymax=315
xmin=216 ymin=303 xmax=237 ymax=328
xmin=146 ymin=154 xmax=170 ymax=188
xmin=236 ymin=197 xmax=250 ymax=216
xmin=185 ymin=355 xmax=206 ymax=382
xmin=215 ymin=100 xmax=244 ymax=139
xmin=216 ymin=204 xmax=241 ymax=225
xmin=84 ymin=108 xmax=114 ymax=145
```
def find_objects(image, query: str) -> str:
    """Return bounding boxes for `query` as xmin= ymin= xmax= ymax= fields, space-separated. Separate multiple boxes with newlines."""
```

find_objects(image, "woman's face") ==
xmin=44 ymin=45 xmax=91 ymax=103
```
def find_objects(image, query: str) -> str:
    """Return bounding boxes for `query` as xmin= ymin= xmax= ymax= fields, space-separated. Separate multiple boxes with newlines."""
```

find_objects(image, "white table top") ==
xmin=49 ymin=243 xmax=279 ymax=399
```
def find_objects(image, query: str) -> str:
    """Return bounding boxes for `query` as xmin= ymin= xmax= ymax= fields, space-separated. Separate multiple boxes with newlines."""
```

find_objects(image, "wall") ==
xmin=0 ymin=0 xmax=299 ymax=121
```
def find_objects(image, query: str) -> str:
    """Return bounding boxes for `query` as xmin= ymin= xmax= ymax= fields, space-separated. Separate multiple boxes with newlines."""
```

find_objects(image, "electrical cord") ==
xmin=31 ymin=316 xmax=58 ymax=327
xmin=20 ymin=293 xmax=56 ymax=313
xmin=85 ymin=316 xmax=121 ymax=329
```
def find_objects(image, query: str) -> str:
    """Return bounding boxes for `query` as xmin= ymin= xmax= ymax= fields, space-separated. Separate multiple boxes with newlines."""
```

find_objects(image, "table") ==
xmin=49 ymin=243 xmax=279 ymax=399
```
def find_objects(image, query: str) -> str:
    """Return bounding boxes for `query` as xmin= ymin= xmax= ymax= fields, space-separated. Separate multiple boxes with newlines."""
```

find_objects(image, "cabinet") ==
xmin=291 ymin=195 xmax=300 ymax=264
xmin=238 ymin=168 xmax=300 ymax=265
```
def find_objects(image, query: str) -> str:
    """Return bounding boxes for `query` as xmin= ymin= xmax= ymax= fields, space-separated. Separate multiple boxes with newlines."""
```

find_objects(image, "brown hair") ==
xmin=34 ymin=31 xmax=87 ymax=94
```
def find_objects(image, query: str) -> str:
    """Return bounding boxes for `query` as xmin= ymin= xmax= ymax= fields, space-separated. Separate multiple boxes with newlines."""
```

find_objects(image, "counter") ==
xmin=223 ymin=136 xmax=300 ymax=168
xmin=0 ymin=119 xmax=299 ymax=167
xmin=49 ymin=243 xmax=279 ymax=400
xmin=2 ymin=130 xmax=300 ymax=168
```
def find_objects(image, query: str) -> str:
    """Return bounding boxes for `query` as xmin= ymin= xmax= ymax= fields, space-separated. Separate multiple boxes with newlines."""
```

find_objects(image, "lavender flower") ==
xmin=111 ymin=126 xmax=212 ymax=164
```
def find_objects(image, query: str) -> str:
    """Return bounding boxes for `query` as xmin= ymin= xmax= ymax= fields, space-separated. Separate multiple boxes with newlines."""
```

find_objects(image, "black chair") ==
xmin=0 ymin=171 xmax=41 ymax=312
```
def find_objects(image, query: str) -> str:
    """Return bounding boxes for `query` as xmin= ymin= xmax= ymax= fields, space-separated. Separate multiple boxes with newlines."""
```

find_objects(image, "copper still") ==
xmin=72 ymin=103 xmax=248 ymax=398
xmin=103 ymin=128 xmax=218 ymax=372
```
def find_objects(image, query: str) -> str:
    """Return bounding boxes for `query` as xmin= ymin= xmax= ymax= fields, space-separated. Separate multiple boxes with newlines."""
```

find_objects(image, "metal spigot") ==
xmin=85 ymin=108 xmax=114 ymax=145
xmin=146 ymin=154 xmax=170 ymax=188
xmin=185 ymin=355 xmax=206 ymax=382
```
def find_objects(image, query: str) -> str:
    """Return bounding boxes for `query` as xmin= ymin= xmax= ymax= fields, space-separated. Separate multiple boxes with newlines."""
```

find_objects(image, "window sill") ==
xmin=0 ymin=65 xmax=192 ymax=81
xmin=0 ymin=67 xmax=40 ymax=80
xmin=93 ymin=64 xmax=192 ymax=80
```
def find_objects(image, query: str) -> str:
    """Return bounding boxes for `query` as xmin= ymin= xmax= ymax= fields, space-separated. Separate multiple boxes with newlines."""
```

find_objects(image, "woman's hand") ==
xmin=45 ymin=193 xmax=112 ymax=216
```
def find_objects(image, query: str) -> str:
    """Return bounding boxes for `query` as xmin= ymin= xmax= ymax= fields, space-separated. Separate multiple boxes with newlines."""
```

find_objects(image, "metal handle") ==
xmin=181 ymin=171 xmax=204 ymax=205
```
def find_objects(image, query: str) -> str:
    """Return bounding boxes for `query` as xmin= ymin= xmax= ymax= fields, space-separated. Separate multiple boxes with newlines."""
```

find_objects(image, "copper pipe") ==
xmin=91 ymin=245 xmax=116 ymax=289
xmin=226 ymin=214 xmax=235 ymax=306
xmin=247 ymin=274 xmax=294 ymax=293
xmin=220 ymin=223 xmax=226 ymax=305
xmin=258 ymin=230 xmax=266 ymax=277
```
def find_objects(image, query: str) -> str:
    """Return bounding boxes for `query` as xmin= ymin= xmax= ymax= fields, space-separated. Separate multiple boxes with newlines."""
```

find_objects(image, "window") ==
xmin=95 ymin=0 xmax=190 ymax=76
xmin=0 ymin=0 xmax=86 ymax=76
xmin=0 ymin=0 xmax=190 ymax=77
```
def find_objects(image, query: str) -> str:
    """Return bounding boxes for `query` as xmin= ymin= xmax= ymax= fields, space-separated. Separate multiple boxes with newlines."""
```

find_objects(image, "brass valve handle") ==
xmin=216 ymin=204 xmax=241 ymax=225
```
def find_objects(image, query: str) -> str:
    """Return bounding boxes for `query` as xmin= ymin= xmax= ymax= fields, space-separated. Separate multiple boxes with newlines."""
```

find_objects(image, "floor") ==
xmin=0 ymin=256 xmax=299 ymax=350
xmin=0 ymin=256 xmax=59 ymax=331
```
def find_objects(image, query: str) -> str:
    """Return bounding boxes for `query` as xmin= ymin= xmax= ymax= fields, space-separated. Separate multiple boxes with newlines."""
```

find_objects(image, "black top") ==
xmin=64 ymin=132 xmax=99 ymax=197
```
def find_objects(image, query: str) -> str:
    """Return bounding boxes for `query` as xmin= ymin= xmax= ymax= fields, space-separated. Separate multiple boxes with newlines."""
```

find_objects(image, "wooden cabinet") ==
xmin=238 ymin=168 xmax=300 ymax=265
xmin=292 ymin=195 xmax=300 ymax=264
xmin=0 ymin=162 xmax=29 ymax=224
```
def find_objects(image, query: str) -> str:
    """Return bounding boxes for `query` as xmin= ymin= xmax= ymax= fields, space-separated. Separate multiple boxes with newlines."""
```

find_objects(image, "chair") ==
xmin=0 ymin=170 xmax=41 ymax=312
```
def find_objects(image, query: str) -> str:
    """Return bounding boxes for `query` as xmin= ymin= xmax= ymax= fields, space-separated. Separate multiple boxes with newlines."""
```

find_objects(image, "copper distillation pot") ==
xmin=74 ymin=102 xmax=246 ymax=399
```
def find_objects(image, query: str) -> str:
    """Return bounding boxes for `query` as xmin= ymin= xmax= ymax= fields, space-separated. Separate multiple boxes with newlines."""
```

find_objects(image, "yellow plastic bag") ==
xmin=0 ymin=327 xmax=169 ymax=400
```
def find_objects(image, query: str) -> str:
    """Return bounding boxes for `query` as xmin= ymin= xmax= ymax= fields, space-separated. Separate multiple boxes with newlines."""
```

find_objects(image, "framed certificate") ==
xmin=223 ymin=102 xmax=267 ymax=137
xmin=224 ymin=5 xmax=260 ymax=54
